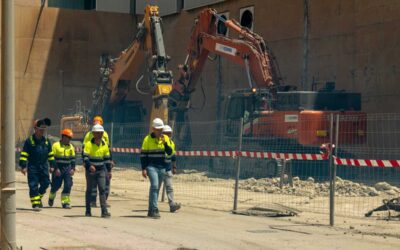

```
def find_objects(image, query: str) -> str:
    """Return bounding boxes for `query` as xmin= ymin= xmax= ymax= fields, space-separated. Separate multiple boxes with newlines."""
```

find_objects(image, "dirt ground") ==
xmin=15 ymin=166 xmax=400 ymax=250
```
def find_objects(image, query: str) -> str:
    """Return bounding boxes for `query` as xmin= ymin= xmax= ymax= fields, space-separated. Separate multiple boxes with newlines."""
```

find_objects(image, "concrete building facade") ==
xmin=1 ymin=0 xmax=399 ymax=140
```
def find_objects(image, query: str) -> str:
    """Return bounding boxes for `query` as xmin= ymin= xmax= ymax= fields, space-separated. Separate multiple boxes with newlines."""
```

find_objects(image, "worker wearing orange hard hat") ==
xmin=48 ymin=129 xmax=76 ymax=209
xmin=83 ymin=115 xmax=112 ymax=208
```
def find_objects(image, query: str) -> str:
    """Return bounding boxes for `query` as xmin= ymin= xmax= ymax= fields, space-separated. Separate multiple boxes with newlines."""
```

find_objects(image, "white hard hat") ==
xmin=163 ymin=125 xmax=172 ymax=133
xmin=92 ymin=124 xmax=105 ymax=132
xmin=152 ymin=118 xmax=164 ymax=129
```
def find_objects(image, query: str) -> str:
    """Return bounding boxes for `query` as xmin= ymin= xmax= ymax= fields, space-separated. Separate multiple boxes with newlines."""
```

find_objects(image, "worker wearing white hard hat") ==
xmin=160 ymin=125 xmax=181 ymax=213
xmin=140 ymin=118 xmax=173 ymax=218
xmin=83 ymin=117 xmax=113 ymax=208
xmin=83 ymin=123 xmax=112 ymax=218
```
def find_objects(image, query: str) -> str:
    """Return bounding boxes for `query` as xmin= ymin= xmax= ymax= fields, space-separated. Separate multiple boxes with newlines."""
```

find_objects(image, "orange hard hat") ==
xmin=61 ymin=129 xmax=73 ymax=138
xmin=93 ymin=115 xmax=103 ymax=125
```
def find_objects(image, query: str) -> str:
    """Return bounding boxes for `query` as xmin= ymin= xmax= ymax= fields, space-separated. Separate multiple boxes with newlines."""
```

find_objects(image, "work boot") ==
xmin=147 ymin=208 xmax=161 ymax=219
xmin=32 ymin=205 xmax=41 ymax=212
xmin=170 ymin=203 xmax=181 ymax=213
xmin=48 ymin=199 xmax=54 ymax=207
xmin=85 ymin=210 xmax=92 ymax=217
xmin=90 ymin=201 xmax=97 ymax=208
xmin=101 ymin=210 xmax=111 ymax=218
xmin=62 ymin=203 xmax=71 ymax=209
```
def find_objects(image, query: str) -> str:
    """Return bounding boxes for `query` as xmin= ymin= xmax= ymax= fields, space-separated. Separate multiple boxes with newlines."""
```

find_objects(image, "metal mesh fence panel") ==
xmin=335 ymin=113 xmax=400 ymax=218
xmin=14 ymin=113 xmax=400 ymax=220
xmin=234 ymin=115 xmax=331 ymax=215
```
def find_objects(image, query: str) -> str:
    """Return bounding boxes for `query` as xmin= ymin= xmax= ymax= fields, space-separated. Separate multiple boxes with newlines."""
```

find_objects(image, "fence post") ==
xmin=288 ymin=160 xmax=293 ymax=187
xmin=329 ymin=113 xmax=336 ymax=226
xmin=110 ymin=122 xmax=114 ymax=148
xmin=233 ymin=118 xmax=244 ymax=211
xmin=279 ymin=159 xmax=285 ymax=189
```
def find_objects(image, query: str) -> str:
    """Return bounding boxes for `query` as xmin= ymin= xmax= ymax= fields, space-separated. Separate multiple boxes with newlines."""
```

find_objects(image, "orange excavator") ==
xmin=168 ymin=8 xmax=366 ymax=151
xmin=91 ymin=4 xmax=172 ymax=125
xmin=61 ymin=5 xmax=172 ymax=139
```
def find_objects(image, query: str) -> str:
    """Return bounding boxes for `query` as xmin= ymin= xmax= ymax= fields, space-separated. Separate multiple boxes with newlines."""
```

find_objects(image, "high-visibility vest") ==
xmin=52 ymin=141 xmax=76 ymax=169
xmin=83 ymin=139 xmax=111 ymax=171
xmin=140 ymin=133 xmax=172 ymax=169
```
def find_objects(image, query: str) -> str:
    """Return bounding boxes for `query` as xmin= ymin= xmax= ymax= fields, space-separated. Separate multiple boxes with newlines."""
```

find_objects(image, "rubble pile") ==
xmin=239 ymin=177 xmax=400 ymax=198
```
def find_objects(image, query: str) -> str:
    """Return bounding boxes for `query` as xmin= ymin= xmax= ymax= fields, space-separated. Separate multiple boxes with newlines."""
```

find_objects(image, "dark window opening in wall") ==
xmin=240 ymin=9 xmax=253 ymax=29
xmin=48 ymin=0 xmax=96 ymax=10
xmin=217 ymin=14 xmax=228 ymax=36
xmin=84 ymin=0 xmax=96 ymax=10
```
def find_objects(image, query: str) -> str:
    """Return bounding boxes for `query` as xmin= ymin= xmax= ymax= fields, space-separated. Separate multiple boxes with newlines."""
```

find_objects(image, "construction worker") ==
xmin=140 ymin=118 xmax=173 ymax=218
xmin=83 ymin=115 xmax=111 ymax=207
xmin=48 ymin=129 xmax=76 ymax=209
xmin=83 ymin=124 xmax=112 ymax=218
xmin=19 ymin=118 xmax=55 ymax=211
xmin=160 ymin=125 xmax=181 ymax=212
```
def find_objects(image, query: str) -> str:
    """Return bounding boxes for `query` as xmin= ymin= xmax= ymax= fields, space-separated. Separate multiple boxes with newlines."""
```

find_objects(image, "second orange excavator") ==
xmin=168 ymin=8 xmax=366 ymax=151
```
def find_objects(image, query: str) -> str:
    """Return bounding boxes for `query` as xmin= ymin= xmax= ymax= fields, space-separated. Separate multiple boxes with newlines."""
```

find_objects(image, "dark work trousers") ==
xmin=27 ymin=165 xmax=50 ymax=198
xmin=91 ymin=168 xmax=110 ymax=203
xmin=50 ymin=166 xmax=73 ymax=195
xmin=85 ymin=169 xmax=107 ymax=212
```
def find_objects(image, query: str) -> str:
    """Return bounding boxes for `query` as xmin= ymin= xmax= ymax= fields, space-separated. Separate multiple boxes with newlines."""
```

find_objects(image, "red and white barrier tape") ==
xmin=335 ymin=158 xmax=400 ymax=168
xmin=15 ymin=147 xmax=400 ymax=168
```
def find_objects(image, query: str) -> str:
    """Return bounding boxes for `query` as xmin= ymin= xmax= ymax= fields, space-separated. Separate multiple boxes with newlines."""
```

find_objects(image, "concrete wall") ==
xmin=3 ymin=0 xmax=400 ymax=141
xmin=10 ymin=3 xmax=147 ymax=140
xmin=96 ymin=0 xmax=132 ymax=14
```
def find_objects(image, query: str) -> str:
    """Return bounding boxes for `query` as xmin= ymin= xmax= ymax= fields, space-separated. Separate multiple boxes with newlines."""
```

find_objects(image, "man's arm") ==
xmin=163 ymin=135 xmax=173 ymax=155
xmin=104 ymin=145 xmax=112 ymax=172
xmin=70 ymin=145 xmax=76 ymax=170
xmin=140 ymin=137 xmax=149 ymax=170
xmin=83 ymin=142 xmax=91 ymax=170
xmin=47 ymin=140 xmax=56 ymax=168
xmin=19 ymin=139 xmax=30 ymax=169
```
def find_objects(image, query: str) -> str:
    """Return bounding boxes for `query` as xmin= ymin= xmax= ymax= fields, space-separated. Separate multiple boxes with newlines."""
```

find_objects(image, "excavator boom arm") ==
xmin=173 ymin=8 xmax=281 ymax=103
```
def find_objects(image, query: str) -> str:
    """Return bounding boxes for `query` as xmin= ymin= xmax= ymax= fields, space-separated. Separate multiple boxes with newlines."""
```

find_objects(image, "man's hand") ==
xmin=172 ymin=163 xmax=177 ymax=175
xmin=160 ymin=136 xmax=166 ymax=144
xmin=50 ymin=167 xmax=55 ymax=173
xmin=21 ymin=168 xmax=27 ymax=176
xmin=89 ymin=165 xmax=96 ymax=173
xmin=55 ymin=169 xmax=61 ymax=177
xmin=107 ymin=172 xmax=112 ymax=180
xmin=70 ymin=169 xmax=75 ymax=176
xmin=142 ymin=169 xmax=147 ymax=178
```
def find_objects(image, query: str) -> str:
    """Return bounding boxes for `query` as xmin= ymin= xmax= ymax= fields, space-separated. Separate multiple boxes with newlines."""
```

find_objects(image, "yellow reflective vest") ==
xmin=83 ymin=139 xmax=111 ymax=171
xmin=140 ymin=133 xmax=173 ymax=170
xmin=52 ymin=141 xmax=76 ymax=169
